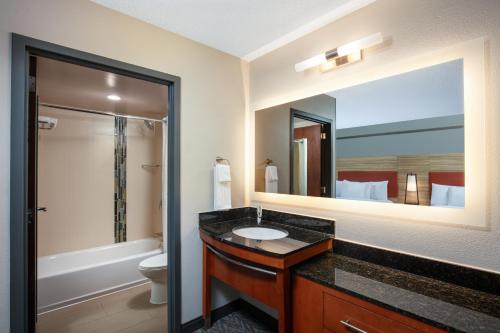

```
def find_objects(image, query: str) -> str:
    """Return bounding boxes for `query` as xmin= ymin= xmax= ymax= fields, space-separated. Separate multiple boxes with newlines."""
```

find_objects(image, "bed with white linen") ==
xmin=429 ymin=171 xmax=465 ymax=207
xmin=336 ymin=171 xmax=398 ymax=202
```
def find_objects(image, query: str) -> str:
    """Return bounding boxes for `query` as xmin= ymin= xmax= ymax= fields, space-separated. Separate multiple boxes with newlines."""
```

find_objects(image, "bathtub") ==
xmin=37 ymin=238 xmax=162 ymax=313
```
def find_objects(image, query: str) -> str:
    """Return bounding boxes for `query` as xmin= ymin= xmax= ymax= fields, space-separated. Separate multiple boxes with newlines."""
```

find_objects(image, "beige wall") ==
xmin=250 ymin=0 xmax=500 ymax=272
xmin=37 ymin=107 xmax=115 ymax=256
xmin=0 ymin=0 xmax=247 ymax=330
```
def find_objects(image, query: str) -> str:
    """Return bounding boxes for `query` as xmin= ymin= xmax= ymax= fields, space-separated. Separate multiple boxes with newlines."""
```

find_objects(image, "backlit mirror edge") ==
xmin=249 ymin=37 xmax=488 ymax=229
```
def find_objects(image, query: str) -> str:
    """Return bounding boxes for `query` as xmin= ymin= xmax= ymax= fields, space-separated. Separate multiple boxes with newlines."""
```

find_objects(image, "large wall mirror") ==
xmin=255 ymin=59 xmax=465 ymax=208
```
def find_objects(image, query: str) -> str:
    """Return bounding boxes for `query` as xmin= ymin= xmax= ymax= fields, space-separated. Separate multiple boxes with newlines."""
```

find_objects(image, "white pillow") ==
xmin=335 ymin=180 xmax=343 ymax=197
xmin=430 ymin=183 xmax=449 ymax=206
xmin=341 ymin=180 xmax=371 ymax=200
xmin=448 ymin=186 xmax=465 ymax=207
xmin=370 ymin=181 xmax=389 ymax=201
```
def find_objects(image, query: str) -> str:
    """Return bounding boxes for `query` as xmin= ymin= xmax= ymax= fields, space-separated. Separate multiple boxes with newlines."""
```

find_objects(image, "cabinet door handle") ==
xmin=206 ymin=244 xmax=277 ymax=276
xmin=340 ymin=320 xmax=368 ymax=333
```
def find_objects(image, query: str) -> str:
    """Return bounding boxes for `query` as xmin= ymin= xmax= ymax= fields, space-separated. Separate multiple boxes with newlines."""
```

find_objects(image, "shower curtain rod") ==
xmin=38 ymin=102 xmax=166 ymax=123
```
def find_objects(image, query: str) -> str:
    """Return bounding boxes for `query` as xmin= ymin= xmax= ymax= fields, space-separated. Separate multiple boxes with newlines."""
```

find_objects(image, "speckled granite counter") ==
xmin=295 ymin=252 xmax=500 ymax=333
xmin=200 ymin=217 xmax=332 ymax=256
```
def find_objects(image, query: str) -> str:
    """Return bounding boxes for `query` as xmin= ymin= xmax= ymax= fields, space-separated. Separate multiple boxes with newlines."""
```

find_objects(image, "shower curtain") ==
xmin=162 ymin=119 xmax=168 ymax=252
xmin=293 ymin=139 xmax=308 ymax=196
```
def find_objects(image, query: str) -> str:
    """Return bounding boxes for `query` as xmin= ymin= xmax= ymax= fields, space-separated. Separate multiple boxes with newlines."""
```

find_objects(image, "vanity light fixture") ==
xmin=107 ymin=94 xmax=121 ymax=101
xmin=294 ymin=32 xmax=383 ymax=72
xmin=404 ymin=173 xmax=419 ymax=205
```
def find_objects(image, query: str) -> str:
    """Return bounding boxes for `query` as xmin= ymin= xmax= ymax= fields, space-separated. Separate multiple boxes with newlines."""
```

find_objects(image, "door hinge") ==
xmin=321 ymin=186 xmax=327 ymax=194
xmin=320 ymin=132 xmax=327 ymax=140
xmin=29 ymin=76 xmax=36 ymax=93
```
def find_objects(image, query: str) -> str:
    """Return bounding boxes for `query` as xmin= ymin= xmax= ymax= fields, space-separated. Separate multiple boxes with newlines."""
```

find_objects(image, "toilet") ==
xmin=138 ymin=253 xmax=168 ymax=304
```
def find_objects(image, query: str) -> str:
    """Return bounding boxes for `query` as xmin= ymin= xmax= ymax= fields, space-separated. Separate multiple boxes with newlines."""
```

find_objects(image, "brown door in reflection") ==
xmin=294 ymin=125 xmax=322 ymax=197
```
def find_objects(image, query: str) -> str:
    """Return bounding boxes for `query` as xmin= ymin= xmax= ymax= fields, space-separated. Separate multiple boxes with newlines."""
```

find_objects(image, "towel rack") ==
xmin=215 ymin=156 xmax=230 ymax=165
xmin=141 ymin=164 xmax=161 ymax=169
xmin=265 ymin=158 xmax=274 ymax=166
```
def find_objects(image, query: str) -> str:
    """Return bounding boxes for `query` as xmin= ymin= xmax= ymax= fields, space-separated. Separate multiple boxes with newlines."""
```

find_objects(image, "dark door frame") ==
xmin=10 ymin=33 xmax=182 ymax=333
xmin=289 ymin=108 xmax=333 ymax=197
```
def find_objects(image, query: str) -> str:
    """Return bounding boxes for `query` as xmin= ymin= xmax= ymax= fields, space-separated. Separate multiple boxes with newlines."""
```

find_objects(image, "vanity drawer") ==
xmin=323 ymin=293 xmax=421 ymax=333
xmin=293 ymin=276 xmax=445 ymax=333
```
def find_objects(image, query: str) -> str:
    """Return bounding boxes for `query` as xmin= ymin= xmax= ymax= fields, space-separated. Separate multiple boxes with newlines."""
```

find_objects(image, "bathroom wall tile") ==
xmin=114 ymin=117 xmax=127 ymax=243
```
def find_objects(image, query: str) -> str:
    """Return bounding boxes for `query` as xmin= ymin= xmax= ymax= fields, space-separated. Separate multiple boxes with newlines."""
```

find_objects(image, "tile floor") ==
xmin=37 ymin=283 xmax=167 ymax=333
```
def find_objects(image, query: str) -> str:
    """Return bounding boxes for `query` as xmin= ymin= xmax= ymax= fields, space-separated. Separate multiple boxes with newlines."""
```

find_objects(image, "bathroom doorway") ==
xmin=10 ymin=34 xmax=181 ymax=333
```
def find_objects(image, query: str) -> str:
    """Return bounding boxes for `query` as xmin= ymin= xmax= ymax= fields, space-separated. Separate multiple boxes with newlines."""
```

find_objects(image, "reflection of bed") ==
xmin=429 ymin=171 xmax=465 ymax=207
xmin=428 ymin=172 xmax=464 ymax=194
xmin=337 ymin=171 xmax=398 ymax=200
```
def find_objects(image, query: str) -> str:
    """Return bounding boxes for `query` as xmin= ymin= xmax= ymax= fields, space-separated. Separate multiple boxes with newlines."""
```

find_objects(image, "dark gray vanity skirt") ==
xmin=295 ymin=251 xmax=500 ymax=333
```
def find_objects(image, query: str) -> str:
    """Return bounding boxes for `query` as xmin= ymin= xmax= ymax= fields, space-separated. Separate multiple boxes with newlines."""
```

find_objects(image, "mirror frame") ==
xmin=250 ymin=37 xmax=488 ymax=228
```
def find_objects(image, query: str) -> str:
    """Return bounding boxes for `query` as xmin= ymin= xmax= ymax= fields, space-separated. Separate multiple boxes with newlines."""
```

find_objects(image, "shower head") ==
xmin=38 ymin=116 xmax=58 ymax=130
xmin=144 ymin=120 xmax=155 ymax=130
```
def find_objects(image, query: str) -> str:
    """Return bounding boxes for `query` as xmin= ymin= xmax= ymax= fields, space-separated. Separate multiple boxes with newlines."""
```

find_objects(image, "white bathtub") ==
xmin=37 ymin=238 xmax=162 ymax=313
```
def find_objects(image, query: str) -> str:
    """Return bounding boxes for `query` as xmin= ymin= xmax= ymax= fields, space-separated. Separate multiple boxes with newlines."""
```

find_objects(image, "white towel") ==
xmin=265 ymin=165 xmax=279 ymax=193
xmin=215 ymin=164 xmax=231 ymax=182
xmin=214 ymin=164 xmax=232 ymax=210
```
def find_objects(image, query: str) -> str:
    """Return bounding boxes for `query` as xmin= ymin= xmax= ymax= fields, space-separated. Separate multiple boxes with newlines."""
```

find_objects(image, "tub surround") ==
xmin=37 ymin=238 xmax=161 ymax=313
xmin=294 ymin=240 xmax=500 ymax=332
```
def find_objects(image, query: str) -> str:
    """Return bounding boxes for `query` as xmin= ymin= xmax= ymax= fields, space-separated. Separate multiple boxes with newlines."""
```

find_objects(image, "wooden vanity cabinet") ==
xmin=201 ymin=231 xmax=333 ymax=333
xmin=292 ymin=275 xmax=445 ymax=333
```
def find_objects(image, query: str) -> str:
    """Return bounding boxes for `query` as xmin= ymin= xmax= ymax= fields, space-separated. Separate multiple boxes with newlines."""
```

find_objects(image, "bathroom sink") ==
xmin=232 ymin=226 xmax=288 ymax=240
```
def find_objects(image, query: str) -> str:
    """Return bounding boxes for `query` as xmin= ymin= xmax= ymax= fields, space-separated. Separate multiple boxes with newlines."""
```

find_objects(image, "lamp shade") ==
xmin=406 ymin=174 xmax=417 ymax=192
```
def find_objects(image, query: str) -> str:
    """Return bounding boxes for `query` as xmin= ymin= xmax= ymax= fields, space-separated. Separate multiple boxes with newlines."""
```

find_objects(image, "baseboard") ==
xmin=181 ymin=298 xmax=277 ymax=332
xmin=37 ymin=279 xmax=148 ymax=314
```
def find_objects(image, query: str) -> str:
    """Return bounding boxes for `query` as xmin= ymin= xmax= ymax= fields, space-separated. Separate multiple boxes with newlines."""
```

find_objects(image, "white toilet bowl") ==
xmin=138 ymin=253 xmax=168 ymax=304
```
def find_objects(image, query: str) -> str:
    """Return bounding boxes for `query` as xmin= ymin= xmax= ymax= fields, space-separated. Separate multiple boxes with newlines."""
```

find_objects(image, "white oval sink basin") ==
xmin=232 ymin=226 xmax=288 ymax=240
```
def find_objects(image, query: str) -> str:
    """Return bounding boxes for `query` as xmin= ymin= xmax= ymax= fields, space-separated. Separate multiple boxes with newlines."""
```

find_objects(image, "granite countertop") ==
xmin=199 ymin=217 xmax=332 ymax=257
xmin=294 ymin=252 xmax=500 ymax=333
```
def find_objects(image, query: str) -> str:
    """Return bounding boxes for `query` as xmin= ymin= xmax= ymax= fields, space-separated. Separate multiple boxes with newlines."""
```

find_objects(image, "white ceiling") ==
xmin=91 ymin=0 xmax=375 ymax=61
xmin=37 ymin=56 xmax=168 ymax=119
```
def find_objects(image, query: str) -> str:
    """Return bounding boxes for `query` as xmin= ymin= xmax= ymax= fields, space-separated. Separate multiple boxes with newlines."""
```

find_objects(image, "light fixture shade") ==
xmin=107 ymin=94 xmax=121 ymax=101
xmin=406 ymin=174 xmax=417 ymax=192
xmin=294 ymin=53 xmax=327 ymax=72
xmin=337 ymin=32 xmax=383 ymax=57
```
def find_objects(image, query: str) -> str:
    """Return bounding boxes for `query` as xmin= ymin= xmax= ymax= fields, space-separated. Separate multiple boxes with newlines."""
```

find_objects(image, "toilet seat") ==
xmin=139 ymin=253 xmax=168 ymax=271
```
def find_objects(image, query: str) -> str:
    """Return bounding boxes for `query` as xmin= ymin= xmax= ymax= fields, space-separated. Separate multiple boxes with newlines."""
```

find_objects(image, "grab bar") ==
xmin=206 ymin=244 xmax=277 ymax=277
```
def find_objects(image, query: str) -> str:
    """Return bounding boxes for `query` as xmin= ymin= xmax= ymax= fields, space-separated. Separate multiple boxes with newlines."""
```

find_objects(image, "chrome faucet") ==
xmin=257 ymin=205 xmax=263 ymax=224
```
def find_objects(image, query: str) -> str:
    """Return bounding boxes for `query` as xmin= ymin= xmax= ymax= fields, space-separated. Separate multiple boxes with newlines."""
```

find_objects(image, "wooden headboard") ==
xmin=338 ymin=171 xmax=398 ymax=198
xmin=429 ymin=172 xmax=464 ymax=195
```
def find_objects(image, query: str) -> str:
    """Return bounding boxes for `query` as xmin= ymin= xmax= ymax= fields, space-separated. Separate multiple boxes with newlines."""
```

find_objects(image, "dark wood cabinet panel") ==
xmin=323 ymin=293 xmax=421 ymax=333
xmin=201 ymin=232 xmax=333 ymax=333
xmin=293 ymin=275 xmax=444 ymax=333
